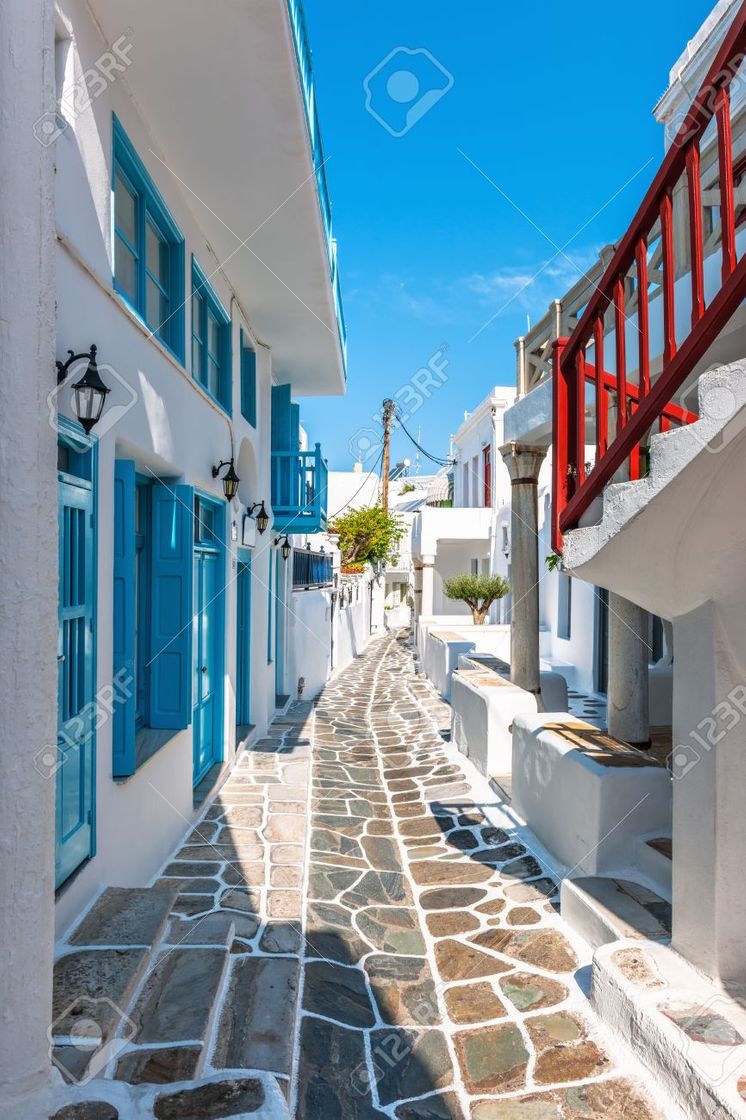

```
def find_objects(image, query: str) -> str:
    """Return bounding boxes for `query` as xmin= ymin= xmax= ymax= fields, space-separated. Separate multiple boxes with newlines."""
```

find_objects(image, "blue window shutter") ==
xmin=241 ymin=341 xmax=257 ymax=427
xmin=112 ymin=460 xmax=136 ymax=777
xmin=150 ymin=484 xmax=193 ymax=728
xmin=271 ymin=384 xmax=292 ymax=451
xmin=290 ymin=402 xmax=300 ymax=451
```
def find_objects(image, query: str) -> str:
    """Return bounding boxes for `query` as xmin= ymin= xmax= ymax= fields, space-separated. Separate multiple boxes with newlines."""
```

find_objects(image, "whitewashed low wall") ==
xmin=425 ymin=633 xmax=477 ymax=700
xmin=451 ymin=667 xmax=569 ymax=777
xmin=418 ymin=620 xmax=511 ymax=697
xmin=384 ymin=605 xmax=411 ymax=630
xmin=288 ymin=588 xmax=333 ymax=700
xmin=452 ymin=670 xmax=537 ymax=776
xmin=335 ymin=579 xmax=374 ymax=675
xmin=512 ymin=712 xmax=672 ymax=876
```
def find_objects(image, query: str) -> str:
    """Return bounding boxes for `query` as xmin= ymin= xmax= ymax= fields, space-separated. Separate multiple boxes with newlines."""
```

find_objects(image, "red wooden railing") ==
xmin=552 ymin=1 xmax=746 ymax=552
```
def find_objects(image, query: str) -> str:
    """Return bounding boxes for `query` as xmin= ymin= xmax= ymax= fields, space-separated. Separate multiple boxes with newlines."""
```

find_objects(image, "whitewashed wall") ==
xmin=52 ymin=0 xmax=302 ymax=934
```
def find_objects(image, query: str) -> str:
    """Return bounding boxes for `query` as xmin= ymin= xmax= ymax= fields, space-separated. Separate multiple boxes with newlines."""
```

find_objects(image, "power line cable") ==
xmin=394 ymin=409 xmax=453 ymax=467
xmin=327 ymin=447 xmax=384 ymax=521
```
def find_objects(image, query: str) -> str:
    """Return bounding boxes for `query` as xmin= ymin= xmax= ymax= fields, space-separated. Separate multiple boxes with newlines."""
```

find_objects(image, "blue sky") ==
xmin=299 ymin=0 xmax=714 ymax=472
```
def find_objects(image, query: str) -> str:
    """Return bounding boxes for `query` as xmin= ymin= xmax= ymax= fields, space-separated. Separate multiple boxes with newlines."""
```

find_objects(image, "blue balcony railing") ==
xmin=271 ymin=444 xmax=328 ymax=533
xmin=292 ymin=548 xmax=333 ymax=590
xmin=285 ymin=0 xmax=347 ymax=373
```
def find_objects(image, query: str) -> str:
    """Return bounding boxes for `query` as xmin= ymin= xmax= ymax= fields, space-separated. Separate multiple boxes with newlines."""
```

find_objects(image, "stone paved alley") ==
xmin=53 ymin=631 xmax=668 ymax=1119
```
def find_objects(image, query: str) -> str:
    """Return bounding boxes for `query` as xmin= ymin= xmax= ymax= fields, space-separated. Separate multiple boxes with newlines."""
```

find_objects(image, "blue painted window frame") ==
xmin=191 ymin=258 xmax=232 ymax=412
xmin=112 ymin=463 xmax=194 ymax=778
xmin=56 ymin=416 xmax=98 ymax=882
xmin=112 ymin=115 xmax=185 ymax=362
xmin=236 ymin=550 xmax=252 ymax=727
xmin=240 ymin=329 xmax=257 ymax=427
xmin=134 ymin=478 xmax=152 ymax=730
xmin=192 ymin=490 xmax=227 ymax=784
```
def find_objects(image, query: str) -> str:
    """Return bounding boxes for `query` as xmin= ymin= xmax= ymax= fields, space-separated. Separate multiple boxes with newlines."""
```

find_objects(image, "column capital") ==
xmin=500 ymin=442 xmax=548 ymax=484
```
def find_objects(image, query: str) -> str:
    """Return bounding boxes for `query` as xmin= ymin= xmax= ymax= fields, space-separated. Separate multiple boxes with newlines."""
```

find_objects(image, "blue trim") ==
xmin=112 ymin=114 xmax=185 ymax=363
xmin=236 ymin=552 xmax=252 ymax=726
xmin=240 ymin=328 xmax=257 ymax=428
xmin=191 ymin=257 xmax=232 ymax=413
xmin=112 ymin=460 xmax=137 ymax=777
xmin=55 ymin=417 xmax=98 ymax=885
xmin=192 ymin=491 xmax=227 ymax=785
xmin=150 ymin=483 xmax=194 ymax=729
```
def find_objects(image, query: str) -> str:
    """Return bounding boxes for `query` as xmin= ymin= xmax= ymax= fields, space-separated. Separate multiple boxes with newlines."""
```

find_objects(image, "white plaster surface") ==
xmin=511 ymin=712 xmax=672 ymax=877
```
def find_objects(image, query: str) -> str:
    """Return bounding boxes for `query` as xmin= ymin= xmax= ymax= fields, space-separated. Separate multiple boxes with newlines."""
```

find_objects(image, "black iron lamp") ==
xmin=212 ymin=458 xmax=240 ymax=501
xmin=247 ymin=501 xmax=269 ymax=535
xmin=274 ymin=534 xmax=291 ymax=561
xmin=56 ymin=345 xmax=110 ymax=433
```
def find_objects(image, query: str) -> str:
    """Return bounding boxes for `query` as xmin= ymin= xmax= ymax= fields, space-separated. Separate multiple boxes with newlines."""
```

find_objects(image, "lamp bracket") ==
xmin=56 ymin=345 xmax=97 ymax=384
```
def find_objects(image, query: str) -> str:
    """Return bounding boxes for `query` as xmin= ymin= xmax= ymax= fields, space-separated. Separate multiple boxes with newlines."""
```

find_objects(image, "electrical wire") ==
xmin=326 ymin=447 xmax=384 ymax=521
xmin=394 ymin=409 xmax=453 ymax=467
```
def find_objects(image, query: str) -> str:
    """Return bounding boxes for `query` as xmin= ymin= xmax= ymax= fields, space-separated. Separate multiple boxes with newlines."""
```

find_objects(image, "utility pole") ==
xmin=380 ymin=398 xmax=395 ymax=513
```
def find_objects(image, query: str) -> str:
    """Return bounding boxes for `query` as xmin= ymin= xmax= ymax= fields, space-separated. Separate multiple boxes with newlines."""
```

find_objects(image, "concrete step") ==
xmin=53 ymin=887 xmax=179 ymax=1083
xmin=593 ymin=938 xmax=746 ymax=1120
xmin=636 ymin=835 xmax=673 ymax=899
xmin=561 ymin=875 xmax=672 ymax=951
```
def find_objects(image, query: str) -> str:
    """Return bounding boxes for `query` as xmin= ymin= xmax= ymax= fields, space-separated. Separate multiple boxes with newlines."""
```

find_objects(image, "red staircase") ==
xmin=552 ymin=1 xmax=746 ymax=551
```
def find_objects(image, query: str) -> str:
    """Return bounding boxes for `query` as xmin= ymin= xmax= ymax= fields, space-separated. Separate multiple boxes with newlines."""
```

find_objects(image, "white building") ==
xmin=510 ymin=2 xmax=746 ymax=1115
xmin=0 ymin=1 xmax=355 ymax=1113
xmin=411 ymin=388 xmax=513 ymax=621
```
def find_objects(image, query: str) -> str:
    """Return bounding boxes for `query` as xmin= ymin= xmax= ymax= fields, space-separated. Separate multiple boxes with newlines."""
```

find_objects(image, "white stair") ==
xmin=561 ymin=875 xmax=672 ymax=951
xmin=636 ymin=834 xmax=673 ymax=899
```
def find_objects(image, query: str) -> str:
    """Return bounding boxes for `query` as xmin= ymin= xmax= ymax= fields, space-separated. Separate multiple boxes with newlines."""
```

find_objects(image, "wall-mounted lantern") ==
xmin=212 ymin=458 xmax=240 ymax=501
xmin=56 ymin=345 xmax=110 ymax=433
xmin=247 ymin=501 xmax=269 ymax=534
xmin=274 ymin=534 xmax=291 ymax=561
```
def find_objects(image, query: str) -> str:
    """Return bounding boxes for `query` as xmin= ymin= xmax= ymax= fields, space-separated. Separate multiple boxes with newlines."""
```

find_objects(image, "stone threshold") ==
xmin=593 ymin=938 xmax=746 ymax=1120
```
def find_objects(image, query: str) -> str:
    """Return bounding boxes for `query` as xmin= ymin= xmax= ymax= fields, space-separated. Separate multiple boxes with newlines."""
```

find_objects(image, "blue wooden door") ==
xmin=192 ymin=549 xmax=221 ymax=783
xmin=56 ymin=477 xmax=95 ymax=887
xmin=236 ymin=558 xmax=252 ymax=727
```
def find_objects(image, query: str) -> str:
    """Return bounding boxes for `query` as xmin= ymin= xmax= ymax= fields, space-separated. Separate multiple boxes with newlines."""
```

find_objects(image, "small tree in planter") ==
xmin=443 ymin=572 xmax=510 ymax=625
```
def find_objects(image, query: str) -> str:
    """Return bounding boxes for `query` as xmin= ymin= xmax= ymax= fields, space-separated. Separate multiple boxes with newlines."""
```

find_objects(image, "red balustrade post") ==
xmin=594 ymin=313 xmax=607 ymax=464
xmin=686 ymin=145 xmax=705 ymax=326
xmin=551 ymin=337 xmax=571 ymax=554
xmin=660 ymin=189 xmax=677 ymax=366
xmin=716 ymin=85 xmax=736 ymax=282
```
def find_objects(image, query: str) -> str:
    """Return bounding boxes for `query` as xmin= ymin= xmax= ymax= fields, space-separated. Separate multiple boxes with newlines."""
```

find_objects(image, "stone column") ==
xmin=412 ymin=564 xmax=423 ymax=620
xmin=607 ymin=593 xmax=650 ymax=746
xmin=420 ymin=555 xmax=435 ymax=620
xmin=0 ymin=0 xmax=57 ymax=1114
xmin=500 ymin=443 xmax=547 ymax=696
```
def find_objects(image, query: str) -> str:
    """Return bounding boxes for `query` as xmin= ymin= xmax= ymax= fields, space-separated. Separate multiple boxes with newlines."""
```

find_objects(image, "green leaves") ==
xmin=442 ymin=572 xmax=511 ymax=625
xmin=329 ymin=506 xmax=405 ymax=568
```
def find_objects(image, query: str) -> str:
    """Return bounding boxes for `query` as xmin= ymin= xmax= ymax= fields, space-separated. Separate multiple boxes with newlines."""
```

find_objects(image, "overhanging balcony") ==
xmin=286 ymin=0 xmax=348 ymax=373
xmin=272 ymin=444 xmax=328 ymax=533
xmin=552 ymin=2 xmax=746 ymax=552
xmin=86 ymin=0 xmax=346 ymax=395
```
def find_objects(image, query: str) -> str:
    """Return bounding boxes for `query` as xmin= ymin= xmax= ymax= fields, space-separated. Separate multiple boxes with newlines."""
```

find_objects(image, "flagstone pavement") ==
xmin=53 ymin=630 xmax=671 ymax=1120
